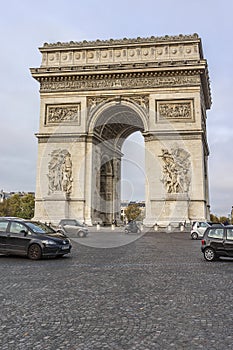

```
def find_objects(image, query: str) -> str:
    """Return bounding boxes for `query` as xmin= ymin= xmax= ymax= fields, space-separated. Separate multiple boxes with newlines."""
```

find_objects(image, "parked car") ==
xmin=0 ymin=218 xmax=71 ymax=260
xmin=58 ymin=219 xmax=88 ymax=238
xmin=191 ymin=221 xmax=211 ymax=239
xmin=201 ymin=225 xmax=233 ymax=261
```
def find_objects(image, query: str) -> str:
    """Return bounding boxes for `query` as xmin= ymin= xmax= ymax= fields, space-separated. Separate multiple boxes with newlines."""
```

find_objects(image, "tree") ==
xmin=210 ymin=214 xmax=219 ymax=223
xmin=124 ymin=204 xmax=141 ymax=222
xmin=20 ymin=194 xmax=35 ymax=219
xmin=0 ymin=194 xmax=35 ymax=219
xmin=219 ymin=216 xmax=229 ymax=224
xmin=210 ymin=213 xmax=230 ymax=224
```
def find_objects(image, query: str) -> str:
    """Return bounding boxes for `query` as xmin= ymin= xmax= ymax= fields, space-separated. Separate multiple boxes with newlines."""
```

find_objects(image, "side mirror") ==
xmin=197 ymin=223 xmax=200 ymax=228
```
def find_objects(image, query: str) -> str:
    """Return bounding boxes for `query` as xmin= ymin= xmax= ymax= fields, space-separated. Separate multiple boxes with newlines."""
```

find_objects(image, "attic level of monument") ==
xmin=31 ymin=34 xmax=211 ymax=226
xmin=31 ymin=34 xmax=211 ymax=110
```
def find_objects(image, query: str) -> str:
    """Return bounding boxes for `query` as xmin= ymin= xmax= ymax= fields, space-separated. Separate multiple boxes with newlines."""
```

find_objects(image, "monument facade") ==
xmin=31 ymin=34 xmax=211 ymax=226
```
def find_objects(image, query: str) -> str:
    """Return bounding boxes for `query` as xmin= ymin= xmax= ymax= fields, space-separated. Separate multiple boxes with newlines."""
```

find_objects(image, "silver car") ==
xmin=58 ymin=219 xmax=88 ymax=238
xmin=191 ymin=221 xmax=211 ymax=239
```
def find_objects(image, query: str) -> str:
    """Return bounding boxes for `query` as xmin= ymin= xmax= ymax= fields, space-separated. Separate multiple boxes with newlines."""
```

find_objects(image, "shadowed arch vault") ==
xmin=89 ymin=100 xmax=148 ymax=224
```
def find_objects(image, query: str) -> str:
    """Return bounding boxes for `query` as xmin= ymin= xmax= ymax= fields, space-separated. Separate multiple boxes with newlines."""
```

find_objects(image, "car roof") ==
xmin=207 ymin=224 xmax=233 ymax=228
xmin=0 ymin=217 xmax=25 ymax=221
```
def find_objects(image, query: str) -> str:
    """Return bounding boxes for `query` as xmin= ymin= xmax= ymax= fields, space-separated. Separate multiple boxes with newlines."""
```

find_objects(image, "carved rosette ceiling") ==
xmin=47 ymin=149 xmax=73 ymax=195
xmin=45 ymin=104 xmax=81 ymax=125
xmin=160 ymin=147 xmax=191 ymax=194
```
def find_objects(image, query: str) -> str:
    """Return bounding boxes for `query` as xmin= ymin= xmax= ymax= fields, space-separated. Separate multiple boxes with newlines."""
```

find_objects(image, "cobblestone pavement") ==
xmin=1 ymin=231 xmax=233 ymax=350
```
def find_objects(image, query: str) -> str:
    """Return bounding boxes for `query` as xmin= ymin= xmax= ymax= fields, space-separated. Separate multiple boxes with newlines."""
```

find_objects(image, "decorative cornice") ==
xmin=41 ymin=33 xmax=200 ymax=49
xmin=35 ymin=133 xmax=87 ymax=143
xmin=143 ymin=131 xmax=204 ymax=142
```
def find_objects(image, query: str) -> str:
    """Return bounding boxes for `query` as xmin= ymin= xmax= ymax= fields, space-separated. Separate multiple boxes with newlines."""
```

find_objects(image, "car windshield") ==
xmin=26 ymin=222 xmax=56 ymax=234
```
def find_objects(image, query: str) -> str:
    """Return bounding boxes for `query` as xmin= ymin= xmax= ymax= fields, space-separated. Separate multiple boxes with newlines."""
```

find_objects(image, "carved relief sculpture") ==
xmin=157 ymin=100 xmax=193 ymax=121
xmin=160 ymin=147 xmax=191 ymax=194
xmin=48 ymin=149 xmax=73 ymax=195
xmin=46 ymin=104 xmax=80 ymax=124
xmin=87 ymin=95 xmax=149 ymax=114
xmin=30 ymin=34 xmax=211 ymax=225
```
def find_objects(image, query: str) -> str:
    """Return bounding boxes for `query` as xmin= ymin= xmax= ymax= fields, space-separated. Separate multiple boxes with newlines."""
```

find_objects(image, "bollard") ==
xmin=111 ymin=224 xmax=115 ymax=231
xmin=180 ymin=224 xmax=184 ymax=232
xmin=154 ymin=224 xmax=158 ymax=231
xmin=97 ymin=223 xmax=100 ymax=231
xmin=167 ymin=224 xmax=172 ymax=232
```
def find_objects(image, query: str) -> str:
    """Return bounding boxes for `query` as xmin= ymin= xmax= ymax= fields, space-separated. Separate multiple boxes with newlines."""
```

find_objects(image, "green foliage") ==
xmin=219 ymin=216 xmax=229 ymax=224
xmin=124 ymin=204 xmax=141 ymax=222
xmin=210 ymin=213 xmax=230 ymax=224
xmin=0 ymin=194 xmax=35 ymax=219
xmin=210 ymin=214 xmax=219 ymax=223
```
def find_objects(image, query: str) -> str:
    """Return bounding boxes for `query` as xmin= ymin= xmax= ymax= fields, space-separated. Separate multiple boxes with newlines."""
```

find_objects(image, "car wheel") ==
xmin=204 ymin=247 xmax=216 ymax=261
xmin=28 ymin=244 xmax=42 ymax=260
xmin=78 ymin=231 xmax=85 ymax=238
xmin=191 ymin=232 xmax=198 ymax=240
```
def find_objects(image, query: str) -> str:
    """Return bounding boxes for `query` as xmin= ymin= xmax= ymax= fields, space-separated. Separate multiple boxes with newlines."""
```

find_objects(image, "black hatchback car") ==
xmin=0 ymin=218 xmax=72 ymax=260
xmin=201 ymin=225 xmax=233 ymax=261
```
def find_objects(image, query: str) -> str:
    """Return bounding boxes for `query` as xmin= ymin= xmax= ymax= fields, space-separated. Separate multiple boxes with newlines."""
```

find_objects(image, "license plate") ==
xmin=62 ymin=245 xmax=70 ymax=250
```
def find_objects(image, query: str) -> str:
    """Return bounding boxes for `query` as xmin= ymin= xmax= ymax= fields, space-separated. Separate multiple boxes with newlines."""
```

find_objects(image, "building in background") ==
xmin=0 ymin=190 xmax=35 ymax=203
xmin=121 ymin=200 xmax=145 ymax=223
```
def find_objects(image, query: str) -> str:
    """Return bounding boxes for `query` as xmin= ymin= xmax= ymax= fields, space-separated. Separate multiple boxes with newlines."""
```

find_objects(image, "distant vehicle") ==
xmin=201 ymin=225 xmax=233 ymax=261
xmin=124 ymin=221 xmax=141 ymax=234
xmin=190 ymin=221 xmax=211 ymax=240
xmin=58 ymin=219 xmax=88 ymax=238
xmin=191 ymin=221 xmax=225 ymax=240
xmin=0 ymin=218 xmax=71 ymax=260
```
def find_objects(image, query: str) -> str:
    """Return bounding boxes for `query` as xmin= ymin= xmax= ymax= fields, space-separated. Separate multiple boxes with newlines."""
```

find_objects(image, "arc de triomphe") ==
xmin=31 ymin=34 xmax=211 ymax=226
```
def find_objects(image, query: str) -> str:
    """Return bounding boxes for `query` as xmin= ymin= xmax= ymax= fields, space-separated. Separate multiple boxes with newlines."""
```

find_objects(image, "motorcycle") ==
xmin=124 ymin=221 xmax=141 ymax=234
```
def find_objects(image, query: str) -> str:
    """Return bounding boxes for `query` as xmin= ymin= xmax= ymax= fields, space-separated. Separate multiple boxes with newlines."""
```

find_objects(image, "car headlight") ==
xmin=62 ymin=240 xmax=69 ymax=244
xmin=42 ymin=239 xmax=57 ymax=246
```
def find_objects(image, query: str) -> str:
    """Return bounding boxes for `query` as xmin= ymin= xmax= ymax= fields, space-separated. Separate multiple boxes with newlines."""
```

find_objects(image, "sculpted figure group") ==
xmin=48 ymin=149 xmax=73 ymax=195
xmin=160 ymin=147 xmax=191 ymax=194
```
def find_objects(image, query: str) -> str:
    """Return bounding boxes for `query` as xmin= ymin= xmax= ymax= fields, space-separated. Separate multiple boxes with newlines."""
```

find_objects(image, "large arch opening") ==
xmin=90 ymin=100 xmax=148 ymax=225
xmin=121 ymin=131 xmax=145 ymax=218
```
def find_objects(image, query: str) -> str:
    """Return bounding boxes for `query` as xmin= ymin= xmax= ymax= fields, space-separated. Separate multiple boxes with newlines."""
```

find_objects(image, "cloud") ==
xmin=1 ymin=0 xmax=233 ymax=216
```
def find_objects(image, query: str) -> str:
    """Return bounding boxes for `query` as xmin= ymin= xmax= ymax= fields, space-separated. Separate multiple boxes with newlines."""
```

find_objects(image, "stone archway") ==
xmin=88 ymin=99 xmax=147 ymax=225
xmin=31 ymin=34 xmax=211 ymax=226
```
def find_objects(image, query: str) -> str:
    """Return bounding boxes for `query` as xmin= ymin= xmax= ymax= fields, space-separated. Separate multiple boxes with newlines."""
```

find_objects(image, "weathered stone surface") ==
xmin=31 ymin=34 xmax=211 ymax=225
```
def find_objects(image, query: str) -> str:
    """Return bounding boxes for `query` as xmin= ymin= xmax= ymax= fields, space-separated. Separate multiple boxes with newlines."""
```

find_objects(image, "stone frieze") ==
xmin=40 ymin=74 xmax=200 ymax=92
xmin=157 ymin=100 xmax=194 ymax=122
xmin=46 ymin=104 xmax=81 ymax=125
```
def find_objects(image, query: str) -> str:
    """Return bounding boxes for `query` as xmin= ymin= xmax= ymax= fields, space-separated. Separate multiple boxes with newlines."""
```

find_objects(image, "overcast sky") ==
xmin=1 ymin=0 xmax=233 ymax=216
